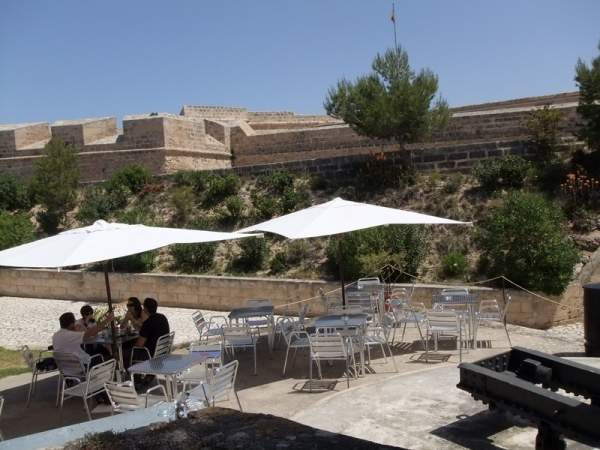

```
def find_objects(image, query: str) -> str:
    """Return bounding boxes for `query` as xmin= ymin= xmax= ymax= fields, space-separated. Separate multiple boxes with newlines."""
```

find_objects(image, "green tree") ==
xmin=476 ymin=192 xmax=580 ymax=295
xmin=0 ymin=174 xmax=30 ymax=211
xmin=29 ymin=138 xmax=79 ymax=234
xmin=324 ymin=46 xmax=449 ymax=150
xmin=526 ymin=105 xmax=563 ymax=165
xmin=0 ymin=211 xmax=35 ymax=250
xmin=575 ymin=41 xmax=600 ymax=151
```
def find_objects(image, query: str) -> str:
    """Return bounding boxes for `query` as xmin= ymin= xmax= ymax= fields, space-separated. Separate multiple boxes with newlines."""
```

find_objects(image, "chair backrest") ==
xmin=222 ymin=326 xmax=254 ymax=344
xmin=54 ymin=351 xmax=86 ymax=378
xmin=205 ymin=360 xmax=238 ymax=403
xmin=105 ymin=381 xmax=141 ymax=412
xmin=20 ymin=345 xmax=35 ymax=370
xmin=309 ymin=334 xmax=348 ymax=360
xmin=298 ymin=303 xmax=310 ymax=324
xmin=154 ymin=331 xmax=175 ymax=358
xmin=85 ymin=359 xmax=115 ymax=397
xmin=440 ymin=288 xmax=469 ymax=296
xmin=426 ymin=311 xmax=460 ymax=331
xmin=246 ymin=299 xmax=272 ymax=307
xmin=357 ymin=277 xmax=381 ymax=288
xmin=192 ymin=311 xmax=206 ymax=336
xmin=189 ymin=342 xmax=223 ymax=366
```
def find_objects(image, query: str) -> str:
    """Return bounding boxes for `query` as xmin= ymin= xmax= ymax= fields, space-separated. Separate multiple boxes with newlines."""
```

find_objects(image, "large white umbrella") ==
xmin=0 ymin=220 xmax=260 ymax=356
xmin=239 ymin=197 xmax=471 ymax=302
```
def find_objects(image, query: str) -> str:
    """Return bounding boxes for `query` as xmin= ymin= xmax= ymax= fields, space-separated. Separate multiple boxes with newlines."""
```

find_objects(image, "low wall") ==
xmin=0 ymin=269 xmax=582 ymax=329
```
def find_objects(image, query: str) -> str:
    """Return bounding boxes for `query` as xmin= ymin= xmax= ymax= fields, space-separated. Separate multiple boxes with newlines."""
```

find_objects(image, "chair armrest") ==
xmin=131 ymin=347 xmax=151 ymax=365
xmin=207 ymin=315 xmax=229 ymax=329
xmin=144 ymin=384 xmax=168 ymax=406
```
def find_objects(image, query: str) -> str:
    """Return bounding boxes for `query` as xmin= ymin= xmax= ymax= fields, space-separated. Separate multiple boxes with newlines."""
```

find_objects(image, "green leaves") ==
xmin=324 ymin=46 xmax=449 ymax=146
xmin=575 ymin=40 xmax=600 ymax=151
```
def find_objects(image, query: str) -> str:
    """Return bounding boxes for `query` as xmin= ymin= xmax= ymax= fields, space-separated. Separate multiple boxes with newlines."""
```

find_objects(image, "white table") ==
xmin=84 ymin=331 xmax=138 ymax=381
xmin=129 ymin=353 xmax=214 ymax=400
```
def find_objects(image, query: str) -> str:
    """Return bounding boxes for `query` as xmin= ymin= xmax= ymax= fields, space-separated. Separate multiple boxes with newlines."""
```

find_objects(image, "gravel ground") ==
xmin=0 ymin=296 xmax=585 ymax=354
xmin=0 ymin=297 xmax=215 ymax=350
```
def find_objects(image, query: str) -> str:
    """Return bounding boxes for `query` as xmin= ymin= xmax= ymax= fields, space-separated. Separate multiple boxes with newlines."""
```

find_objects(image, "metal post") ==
xmin=103 ymin=261 xmax=119 ymax=368
xmin=336 ymin=235 xmax=346 ymax=306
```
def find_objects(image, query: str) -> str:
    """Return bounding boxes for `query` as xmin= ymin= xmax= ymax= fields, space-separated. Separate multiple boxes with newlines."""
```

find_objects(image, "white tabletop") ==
xmin=128 ymin=353 xmax=214 ymax=376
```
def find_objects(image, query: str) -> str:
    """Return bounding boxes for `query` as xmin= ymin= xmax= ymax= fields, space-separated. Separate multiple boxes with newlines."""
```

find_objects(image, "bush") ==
xmin=476 ymin=192 xmax=580 ymax=295
xmin=350 ymin=152 xmax=414 ymax=193
xmin=280 ymin=186 xmax=310 ymax=214
xmin=112 ymin=251 xmax=156 ymax=273
xmin=231 ymin=237 xmax=267 ymax=272
xmin=106 ymin=164 xmax=152 ymax=195
xmin=286 ymin=240 xmax=310 ymax=266
xmin=441 ymin=251 xmax=469 ymax=278
xmin=326 ymin=225 xmax=429 ymax=281
xmin=473 ymin=156 xmax=534 ymax=193
xmin=217 ymin=195 xmax=244 ymax=227
xmin=256 ymin=170 xmax=294 ymax=195
xmin=442 ymin=172 xmax=464 ymax=194
xmin=526 ymin=105 xmax=562 ymax=165
xmin=29 ymin=138 xmax=79 ymax=234
xmin=203 ymin=174 xmax=240 ymax=207
xmin=171 ymin=242 xmax=216 ymax=273
xmin=269 ymin=252 xmax=288 ymax=274
xmin=173 ymin=170 xmax=211 ymax=193
xmin=0 ymin=211 xmax=35 ymax=250
xmin=0 ymin=174 xmax=30 ymax=211
xmin=251 ymin=192 xmax=278 ymax=220
xmin=76 ymin=185 xmax=128 ymax=225
xmin=170 ymin=186 xmax=196 ymax=225
xmin=570 ymin=207 xmax=596 ymax=233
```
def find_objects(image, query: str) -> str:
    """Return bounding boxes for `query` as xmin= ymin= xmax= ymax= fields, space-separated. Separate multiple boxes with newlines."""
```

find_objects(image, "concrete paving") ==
xmin=0 ymin=321 xmax=596 ymax=449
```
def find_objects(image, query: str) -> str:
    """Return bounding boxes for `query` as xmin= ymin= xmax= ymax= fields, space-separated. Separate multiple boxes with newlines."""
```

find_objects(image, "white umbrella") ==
xmin=0 ymin=220 xmax=261 ymax=356
xmin=239 ymin=197 xmax=471 ymax=302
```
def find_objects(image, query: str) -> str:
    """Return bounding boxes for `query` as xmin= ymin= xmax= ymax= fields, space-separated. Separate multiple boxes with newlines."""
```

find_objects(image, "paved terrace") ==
xmin=0 ymin=297 xmax=593 ymax=449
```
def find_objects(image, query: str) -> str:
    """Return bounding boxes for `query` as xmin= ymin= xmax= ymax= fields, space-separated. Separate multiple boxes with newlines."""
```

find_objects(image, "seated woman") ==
xmin=120 ymin=297 xmax=143 ymax=331
xmin=76 ymin=304 xmax=96 ymax=330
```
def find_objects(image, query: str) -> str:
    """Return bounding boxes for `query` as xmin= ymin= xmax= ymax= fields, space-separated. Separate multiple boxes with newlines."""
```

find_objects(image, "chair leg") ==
xmin=504 ymin=322 xmax=512 ymax=347
xmin=26 ymin=370 xmax=36 ymax=407
xmin=282 ymin=345 xmax=291 ymax=375
xmin=83 ymin=397 xmax=92 ymax=421
xmin=401 ymin=322 xmax=407 ymax=343
xmin=253 ymin=345 xmax=257 ymax=375
xmin=234 ymin=391 xmax=243 ymax=412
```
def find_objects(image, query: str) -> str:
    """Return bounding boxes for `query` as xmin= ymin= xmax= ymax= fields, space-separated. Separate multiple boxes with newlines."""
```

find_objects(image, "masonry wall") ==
xmin=0 ymin=268 xmax=582 ymax=329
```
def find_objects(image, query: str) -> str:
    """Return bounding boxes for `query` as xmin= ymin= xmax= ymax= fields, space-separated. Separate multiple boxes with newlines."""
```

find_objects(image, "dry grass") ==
xmin=0 ymin=347 xmax=29 ymax=379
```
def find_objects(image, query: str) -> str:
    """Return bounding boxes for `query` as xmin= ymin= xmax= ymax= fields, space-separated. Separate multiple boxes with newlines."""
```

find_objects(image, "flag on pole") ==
xmin=390 ymin=3 xmax=396 ymax=23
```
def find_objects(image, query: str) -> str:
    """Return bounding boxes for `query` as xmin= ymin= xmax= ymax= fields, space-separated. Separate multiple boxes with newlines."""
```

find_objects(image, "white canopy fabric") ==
xmin=239 ymin=197 xmax=470 ymax=239
xmin=0 ymin=220 xmax=261 ymax=268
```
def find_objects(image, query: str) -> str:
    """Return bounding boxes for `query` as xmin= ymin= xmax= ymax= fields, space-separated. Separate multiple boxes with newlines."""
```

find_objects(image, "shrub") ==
xmin=526 ymin=105 xmax=562 ymax=165
xmin=115 ymin=206 xmax=154 ymax=225
xmin=251 ymin=192 xmax=278 ymax=220
xmin=326 ymin=225 xmax=429 ymax=281
xmin=0 ymin=174 xmax=30 ymax=211
xmin=351 ymin=152 xmax=410 ymax=192
xmin=231 ymin=237 xmax=267 ymax=272
xmin=442 ymin=172 xmax=464 ymax=194
xmin=173 ymin=170 xmax=211 ymax=193
xmin=256 ymin=170 xmax=294 ymax=195
xmin=0 ymin=211 xmax=35 ymax=250
xmin=473 ymin=156 xmax=534 ymax=193
xmin=170 ymin=186 xmax=196 ymax=225
xmin=280 ymin=186 xmax=309 ymax=214
xmin=29 ymin=138 xmax=79 ymax=234
xmin=203 ymin=174 xmax=240 ymax=207
xmin=112 ymin=251 xmax=156 ymax=273
xmin=476 ymin=192 xmax=580 ymax=295
xmin=570 ymin=207 xmax=596 ymax=233
xmin=106 ymin=164 xmax=152 ymax=195
xmin=218 ymin=195 xmax=244 ymax=227
xmin=76 ymin=185 xmax=128 ymax=225
xmin=286 ymin=240 xmax=310 ymax=266
xmin=269 ymin=252 xmax=288 ymax=274
xmin=171 ymin=242 xmax=216 ymax=273
xmin=441 ymin=251 xmax=469 ymax=278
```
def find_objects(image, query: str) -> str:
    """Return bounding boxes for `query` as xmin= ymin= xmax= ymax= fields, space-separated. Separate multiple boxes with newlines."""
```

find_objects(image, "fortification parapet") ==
xmin=51 ymin=117 xmax=117 ymax=147
xmin=0 ymin=123 xmax=50 ymax=156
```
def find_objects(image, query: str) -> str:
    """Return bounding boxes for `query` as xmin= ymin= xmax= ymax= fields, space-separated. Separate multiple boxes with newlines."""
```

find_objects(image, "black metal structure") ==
xmin=458 ymin=347 xmax=600 ymax=449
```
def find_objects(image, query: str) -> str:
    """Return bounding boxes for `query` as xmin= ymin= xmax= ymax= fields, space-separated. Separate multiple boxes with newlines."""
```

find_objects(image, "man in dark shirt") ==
xmin=136 ymin=297 xmax=170 ymax=357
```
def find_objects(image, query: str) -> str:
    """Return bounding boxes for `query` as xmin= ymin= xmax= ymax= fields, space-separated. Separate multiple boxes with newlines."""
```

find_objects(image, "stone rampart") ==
xmin=0 ymin=268 xmax=582 ymax=329
xmin=0 ymin=123 xmax=51 ymax=156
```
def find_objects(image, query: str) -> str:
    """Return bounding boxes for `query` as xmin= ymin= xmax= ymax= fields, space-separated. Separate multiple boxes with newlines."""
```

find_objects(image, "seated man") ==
xmin=52 ymin=311 xmax=113 ymax=366
xmin=135 ymin=297 xmax=170 ymax=359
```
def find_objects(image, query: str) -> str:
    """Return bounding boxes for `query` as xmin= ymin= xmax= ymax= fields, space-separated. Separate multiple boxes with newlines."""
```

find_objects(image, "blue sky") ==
xmin=1 ymin=1 xmax=599 ymax=124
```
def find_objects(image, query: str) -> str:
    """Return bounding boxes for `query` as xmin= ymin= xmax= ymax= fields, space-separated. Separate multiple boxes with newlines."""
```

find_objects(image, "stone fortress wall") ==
xmin=0 ymin=91 xmax=582 ymax=183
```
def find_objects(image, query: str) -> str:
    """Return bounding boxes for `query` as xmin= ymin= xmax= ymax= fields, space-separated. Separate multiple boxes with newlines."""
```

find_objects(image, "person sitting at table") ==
xmin=120 ymin=297 xmax=143 ymax=331
xmin=134 ymin=297 xmax=170 ymax=360
xmin=52 ymin=311 xmax=113 ymax=366
xmin=75 ymin=305 xmax=96 ymax=330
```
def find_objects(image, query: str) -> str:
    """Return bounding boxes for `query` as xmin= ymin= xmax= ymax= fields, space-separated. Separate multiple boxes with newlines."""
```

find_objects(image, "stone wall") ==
xmin=0 ymin=268 xmax=583 ymax=329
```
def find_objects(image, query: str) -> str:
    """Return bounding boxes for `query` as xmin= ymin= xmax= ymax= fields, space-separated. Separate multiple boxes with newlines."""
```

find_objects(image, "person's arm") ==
xmin=83 ymin=312 xmax=114 ymax=338
xmin=135 ymin=336 xmax=147 ymax=347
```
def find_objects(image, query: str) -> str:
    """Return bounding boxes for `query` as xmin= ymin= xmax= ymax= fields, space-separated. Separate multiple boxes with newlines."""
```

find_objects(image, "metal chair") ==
xmin=178 ymin=342 xmax=224 ymax=388
xmin=130 ymin=331 xmax=175 ymax=365
xmin=424 ymin=310 xmax=465 ymax=362
xmin=222 ymin=326 xmax=257 ymax=375
xmin=475 ymin=296 xmax=512 ymax=347
xmin=308 ymin=334 xmax=356 ymax=389
xmin=105 ymin=380 xmax=167 ymax=414
xmin=59 ymin=359 xmax=115 ymax=421
xmin=192 ymin=311 xmax=227 ymax=342
xmin=21 ymin=345 xmax=59 ymax=407
xmin=187 ymin=360 xmax=242 ymax=411
xmin=281 ymin=318 xmax=311 ymax=375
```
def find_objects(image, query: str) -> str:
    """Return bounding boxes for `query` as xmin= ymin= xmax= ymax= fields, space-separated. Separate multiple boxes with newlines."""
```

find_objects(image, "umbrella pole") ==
xmin=337 ymin=236 xmax=346 ymax=306
xmin=103 ymin=261 xmax=119 ymax=363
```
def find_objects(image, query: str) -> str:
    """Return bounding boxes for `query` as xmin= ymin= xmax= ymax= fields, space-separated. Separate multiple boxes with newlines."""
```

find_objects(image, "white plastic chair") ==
xmin=105 ymin=380 xmax=167 ymax=414
xmin=475 ymin=296 xmax=512 ymax=347
xmin=192 ymin=311 xmax=227 ymax=342
xmin=21 ymin=345 xmax=60 ymax=407
xmin=308 ymin=334 xmax=356 ymax=389
xmin=187 ymin=360 xmax=242 ymax=411
xmin=424 ymin=310 xmax=465 ymax=363
xmin=222 ymin=326 xmax=257 ymax=375
xmin=59 ymin=359 xmax=115 ymax=421
xmin=130 ymin=331 xmax=175 ymax=365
